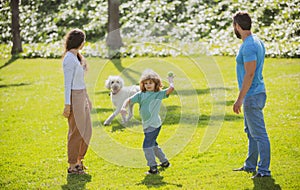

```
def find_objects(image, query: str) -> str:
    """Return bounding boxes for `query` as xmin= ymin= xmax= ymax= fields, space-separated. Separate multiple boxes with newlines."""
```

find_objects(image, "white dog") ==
xmin=104 ymin=75 xmax=140 ymax=126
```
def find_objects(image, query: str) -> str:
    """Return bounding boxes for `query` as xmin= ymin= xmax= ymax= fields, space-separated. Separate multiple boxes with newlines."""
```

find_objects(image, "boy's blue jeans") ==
xmin=243 ymin=92 xmax=271 ymax=176
xmin=143 ymin=126 xmax=168 ymax=167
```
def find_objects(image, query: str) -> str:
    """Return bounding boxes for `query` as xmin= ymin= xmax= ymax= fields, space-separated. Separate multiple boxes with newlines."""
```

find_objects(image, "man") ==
xmin=232 ymin=11 xmax=271 ymax=179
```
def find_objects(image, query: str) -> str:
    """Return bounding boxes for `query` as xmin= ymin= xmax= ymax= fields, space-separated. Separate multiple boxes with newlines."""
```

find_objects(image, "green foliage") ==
xmin=0 ymin=56 xmax=299 ymax=189
xmin=1 ymin=0 xmax=299 ymax=57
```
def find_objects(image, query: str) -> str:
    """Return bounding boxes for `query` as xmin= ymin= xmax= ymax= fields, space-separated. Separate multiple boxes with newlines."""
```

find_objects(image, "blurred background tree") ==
xmin=10 ymin=0 xmax=22 ymax=55
xmin=106 ymin=0 xmax=123 ymax=58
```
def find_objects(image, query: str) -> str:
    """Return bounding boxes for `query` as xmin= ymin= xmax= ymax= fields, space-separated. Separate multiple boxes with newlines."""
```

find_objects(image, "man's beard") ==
xmin=234 ymin=28 xmax=241 ymax=39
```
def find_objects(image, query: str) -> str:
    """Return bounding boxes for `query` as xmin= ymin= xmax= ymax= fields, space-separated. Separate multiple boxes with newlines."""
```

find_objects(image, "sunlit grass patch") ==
xmin=0 ymin=56 xmax=299 ymax=189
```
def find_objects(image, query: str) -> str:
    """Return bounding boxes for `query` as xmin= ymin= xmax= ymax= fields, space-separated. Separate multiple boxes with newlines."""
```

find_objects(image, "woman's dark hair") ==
xmin=63 ymin=29 xmax=85 ymax=56
xmin=233 ymin=11 xmax=252 ymax=30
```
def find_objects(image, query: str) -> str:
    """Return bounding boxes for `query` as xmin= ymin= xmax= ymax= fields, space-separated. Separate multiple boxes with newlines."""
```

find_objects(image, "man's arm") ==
xmin=233 ymin=60 xmax=256 ymax=114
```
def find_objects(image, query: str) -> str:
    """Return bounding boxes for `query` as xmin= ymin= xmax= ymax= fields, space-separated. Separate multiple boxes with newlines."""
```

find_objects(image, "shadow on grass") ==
xmin=91 ymin=104 xmax=243 ymax=131
xmin=91 ymin=107 xmax=121 ymax=128
xmin=94 ymin=87 xmax=232 ymax=98
xmin=110 ymin=119 xmax=142 ymax=132
xmin=61 ymin=174 xmax=92 ymax=190
xmin=92 ymin=120 xmax=127 ymax=131
xmin=110 ymin=58 xmax=141 ymax=84
xmin=91 ymin=107 xmax=141 ymax=131
xmin=111 ymin=124 xmax=126 ymax=132
xmin=0 ymin=56 xmax=18 ymax=70
xmin=175 ymin=87 xmax=233 ymax=96
xmin=0 ymin=82 xmax=31 ymax=88
xmin=252 ymin=176 xmax=281 ymax=190
xmin=216 ymin=100 xmax=235 ymax=106
xmin=137 ymin=174 xmax=182 ymax=188
xmin=92 ymin=107 xmax=113 ymax=113
xmin=163 ymin=105 xmax=243 ymax=126
xmin=94 ymin=90 xmax=110 ymax=95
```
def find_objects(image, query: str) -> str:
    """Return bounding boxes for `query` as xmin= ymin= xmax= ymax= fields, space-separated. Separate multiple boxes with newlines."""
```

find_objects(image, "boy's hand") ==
xmin=63 ymin=105 xmax=71 ymax=118
xmin=120 ymin=108 xmax=127 ymax=116
xmin=167 ymin=72 xmax=175 ymax=83
xmin=167 ymin=76 xmax=174 ymax=83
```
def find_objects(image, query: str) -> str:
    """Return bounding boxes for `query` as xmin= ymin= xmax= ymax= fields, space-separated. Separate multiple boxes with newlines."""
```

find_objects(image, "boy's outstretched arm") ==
xmin=166 ymin=75 xmax=175 ymax=95
xmin=120 ymin=98 xmax=131 ymax=116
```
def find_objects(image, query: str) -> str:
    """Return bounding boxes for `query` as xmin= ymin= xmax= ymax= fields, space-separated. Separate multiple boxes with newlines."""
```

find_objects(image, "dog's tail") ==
xmin=130 ymin=85 xmax=140 ymax=96
xmin=134 ymin=85 xmax=140 ymax=92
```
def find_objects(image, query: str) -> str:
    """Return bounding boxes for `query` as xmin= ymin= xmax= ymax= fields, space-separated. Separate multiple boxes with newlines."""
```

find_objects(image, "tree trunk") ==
xmin=11 ymin=0 xmax=23 ymax=55
xmin=106 ymin=0 xmax=123 ymax=52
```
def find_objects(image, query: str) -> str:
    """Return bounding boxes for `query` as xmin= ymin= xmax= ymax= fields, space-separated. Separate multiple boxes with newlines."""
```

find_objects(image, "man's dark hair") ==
xmin=233 ymin=11 xmax=252 ymax=30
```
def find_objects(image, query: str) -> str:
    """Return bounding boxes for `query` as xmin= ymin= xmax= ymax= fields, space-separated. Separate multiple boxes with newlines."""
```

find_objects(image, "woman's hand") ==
xmin=78 ymin=53 xmax=88 ymax=71
xmin=81 ymin=56 xmax=88 ymax=71
xmin=63 ymin=105 xmax=71 ymax=118
xmin=87 ymin=98 xmax=92 ymax=111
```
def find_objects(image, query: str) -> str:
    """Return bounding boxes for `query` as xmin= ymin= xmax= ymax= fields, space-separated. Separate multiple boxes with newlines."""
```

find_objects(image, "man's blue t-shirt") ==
xmin=236 ymin=34 xmax=266 ymax=97
xmin=130 ymin=89 xmax=168 ymax=129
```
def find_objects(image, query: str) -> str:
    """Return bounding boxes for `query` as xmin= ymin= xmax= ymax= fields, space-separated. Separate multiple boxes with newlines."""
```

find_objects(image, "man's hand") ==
xmin=233 ymin=99 xmax=243 ymax=114
xmin=233 ymin=60 xmax=256 ymax=114
xmin=63 ymin=105 xmax=71 ymax=118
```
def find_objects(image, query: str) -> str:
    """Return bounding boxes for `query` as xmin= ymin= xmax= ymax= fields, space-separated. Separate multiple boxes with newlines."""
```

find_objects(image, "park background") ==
xmin=0 ymin=0 xmax=299 ymax=189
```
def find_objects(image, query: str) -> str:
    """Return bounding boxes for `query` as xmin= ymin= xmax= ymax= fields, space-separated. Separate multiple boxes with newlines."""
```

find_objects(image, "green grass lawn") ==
xmin=0 ymin=56 xmax=299 ymax=189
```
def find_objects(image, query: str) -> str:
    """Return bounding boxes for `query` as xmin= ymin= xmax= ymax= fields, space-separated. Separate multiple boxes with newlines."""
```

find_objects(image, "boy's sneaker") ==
xmin=146 ymin=166 xmax=159 ymax=175
xmin=160 ymin=161 xmax=170 ymax=168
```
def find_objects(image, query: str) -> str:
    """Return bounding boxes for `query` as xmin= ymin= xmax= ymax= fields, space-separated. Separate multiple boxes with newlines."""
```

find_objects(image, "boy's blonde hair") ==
xmin=139 ymin=69 xmax=163 ymax=92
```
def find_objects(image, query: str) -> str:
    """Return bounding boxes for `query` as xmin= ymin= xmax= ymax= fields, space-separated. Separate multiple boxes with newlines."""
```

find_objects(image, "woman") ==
xmin=62 ymin=29 xmax=92 ymax=174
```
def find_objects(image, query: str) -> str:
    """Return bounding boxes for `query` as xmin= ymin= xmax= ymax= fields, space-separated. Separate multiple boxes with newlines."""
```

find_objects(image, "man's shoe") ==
xmin=146 ymin=166 xmax=159 ymax=175
xmin=160 ymin=161 xmax=170 ymax=168
xmin=233 ymin=166 xmax=255 ymax=173
xmin=251 ymin=173 xmax=271 ymax=179
xmin=233 ymin=167 xmax=245 ymax=171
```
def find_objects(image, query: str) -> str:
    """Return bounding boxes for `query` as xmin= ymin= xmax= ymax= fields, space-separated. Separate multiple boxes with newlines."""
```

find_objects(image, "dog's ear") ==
xmin=119 ymin=76 xmax=124 ymax=88
xmin=105 ymin=76 xmax=112 ymax=89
